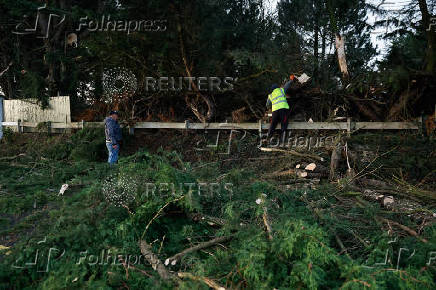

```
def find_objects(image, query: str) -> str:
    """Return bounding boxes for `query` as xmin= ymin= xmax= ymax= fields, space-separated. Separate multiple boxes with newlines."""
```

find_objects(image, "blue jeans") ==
xmin=106 ymin=142 xmax=119 ymax=165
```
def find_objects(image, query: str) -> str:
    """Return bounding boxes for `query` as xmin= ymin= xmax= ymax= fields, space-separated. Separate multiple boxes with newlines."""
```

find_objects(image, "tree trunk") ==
xmin=335 ymin=34 xmax=349 ymax=81
xmin=329 ymin=146 xmax=342 ymax=181
xmin=418 ymin=0 xmax=435 ymax=73
xmin=176 ymin=10 xmax=215 ymax=122
xmin=314 ymin=17 xmax=319 ymax=80
xmin=321 ymin=28 xmax=327 ymax=85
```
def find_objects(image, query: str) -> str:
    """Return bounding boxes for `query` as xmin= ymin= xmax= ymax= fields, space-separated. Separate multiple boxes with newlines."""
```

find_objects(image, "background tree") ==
xmin=0 ymin=0 xmax=434 ymax=121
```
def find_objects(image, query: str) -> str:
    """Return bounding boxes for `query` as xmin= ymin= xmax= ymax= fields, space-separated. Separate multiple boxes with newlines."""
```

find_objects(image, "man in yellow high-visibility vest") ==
xmin=266 ymin=75 xmax=295 ymax=141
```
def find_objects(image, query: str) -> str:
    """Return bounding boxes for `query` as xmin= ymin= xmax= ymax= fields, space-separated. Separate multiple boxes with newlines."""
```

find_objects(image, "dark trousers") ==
xmin=267 ymin=108 xmax=290 ymax=139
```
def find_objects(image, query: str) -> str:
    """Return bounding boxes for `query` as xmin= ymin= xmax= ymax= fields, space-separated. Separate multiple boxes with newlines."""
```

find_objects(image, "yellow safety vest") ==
xmin=268 ymin=88 xmax=289 ymax=112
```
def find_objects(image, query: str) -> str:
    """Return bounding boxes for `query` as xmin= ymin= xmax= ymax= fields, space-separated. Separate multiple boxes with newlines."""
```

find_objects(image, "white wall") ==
xmin=3 ymin=96 xmax=71 ymax=123
xmin=0 ymin=97 xmax=3 ymax=139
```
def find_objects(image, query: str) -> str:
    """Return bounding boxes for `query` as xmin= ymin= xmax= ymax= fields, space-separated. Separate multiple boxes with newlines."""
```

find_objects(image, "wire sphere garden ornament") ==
xmin=102 ymin=67 xmax=137 ymax=103
xmin=102 ymin=175 xmax=137 ymax=207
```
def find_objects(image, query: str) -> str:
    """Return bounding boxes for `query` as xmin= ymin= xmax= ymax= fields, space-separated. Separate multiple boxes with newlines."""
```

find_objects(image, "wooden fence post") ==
xmin=17 ymin=119 xmax=22 ymax=133
xmin=419 ymin=114 xmax=424 ymax=136
xmin=129 ymin=125 xmax=135 ymax=135
xmin=347 ymin=117 xmax=352 ymax=137
xmin=258 ymin=119 xmax=262 ymax=138
xmin=47 ymin=121 xmax=52 ymax=135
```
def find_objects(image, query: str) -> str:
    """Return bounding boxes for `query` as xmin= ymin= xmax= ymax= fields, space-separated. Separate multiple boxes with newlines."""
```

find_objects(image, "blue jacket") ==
xmin=104 ymin=117 xmax=122 ymax=145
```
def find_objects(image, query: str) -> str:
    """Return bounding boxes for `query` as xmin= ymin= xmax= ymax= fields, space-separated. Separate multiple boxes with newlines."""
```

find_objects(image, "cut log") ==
xmin=305 ymin=163 xmax=317 ymax=171
xmin=297 ymin=163 xmax=328 ymax=172
xmin=383 ymin=196 xmax=394 ymax=207
xmin=298 ymin=171 xmax=308 ymax=178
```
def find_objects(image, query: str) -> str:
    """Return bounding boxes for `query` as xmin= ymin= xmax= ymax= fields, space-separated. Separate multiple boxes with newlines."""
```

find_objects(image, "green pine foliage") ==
xmin=1 ymin=130 xmax=435 ymax=289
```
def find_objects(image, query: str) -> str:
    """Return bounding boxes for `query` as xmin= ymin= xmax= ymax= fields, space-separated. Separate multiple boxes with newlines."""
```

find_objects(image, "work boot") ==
xmin=279 ymin=132 xmax=287 ymax=147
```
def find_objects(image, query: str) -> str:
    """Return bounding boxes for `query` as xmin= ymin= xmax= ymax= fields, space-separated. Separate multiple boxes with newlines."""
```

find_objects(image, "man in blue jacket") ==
xmin=104 ymin=111 xmax=122 ymax=165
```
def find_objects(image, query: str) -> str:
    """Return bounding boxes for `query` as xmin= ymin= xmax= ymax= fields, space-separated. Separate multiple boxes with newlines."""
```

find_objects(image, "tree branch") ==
xmin=165 ymin=236 xmax=232 ymax=266
xmin=178 ymin=272 xmax=226 ymax=290
xmin=259 ymin=147 xmax=324 ymax=162
xmin=139 ymin=240 xmax=178 ymax=281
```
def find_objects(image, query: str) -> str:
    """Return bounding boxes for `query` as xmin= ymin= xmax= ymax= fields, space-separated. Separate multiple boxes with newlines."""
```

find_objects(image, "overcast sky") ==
xmin=367 ymin=0 xmax=414 ymax=59
xmin=266 ymin=0 xmax=418 ymax=62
